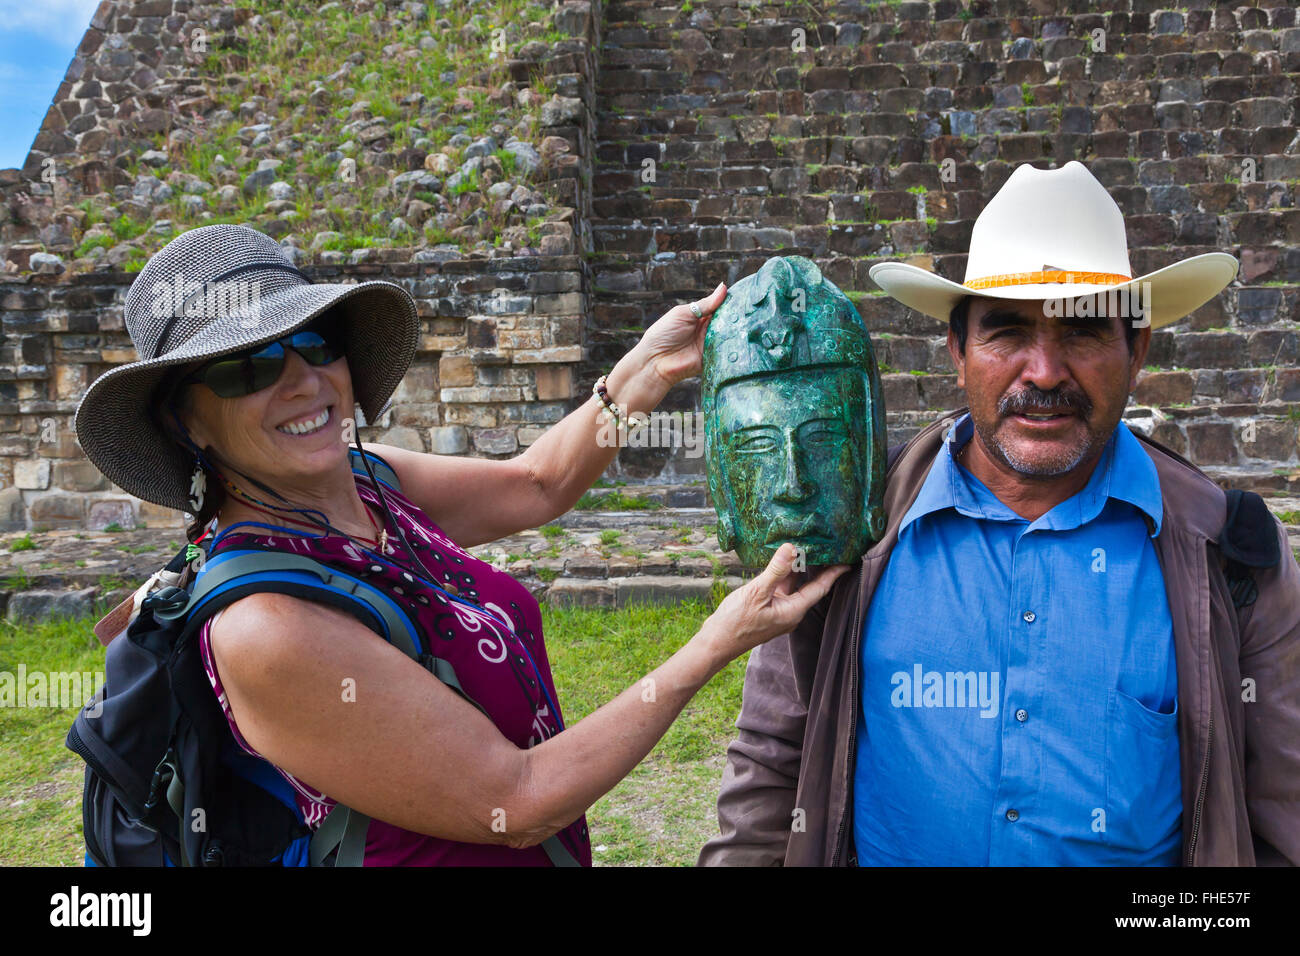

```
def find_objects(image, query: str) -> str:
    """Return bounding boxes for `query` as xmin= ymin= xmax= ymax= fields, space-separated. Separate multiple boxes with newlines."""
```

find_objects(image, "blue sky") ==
xmin=0 ymin=0 xmax=101 ymax=169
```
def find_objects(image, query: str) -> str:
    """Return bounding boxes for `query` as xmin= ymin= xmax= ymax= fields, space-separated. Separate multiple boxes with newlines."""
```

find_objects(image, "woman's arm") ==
xmin=363 ymin=283 xmax=727 ymax=548
xmin=209 ymin=543 xmax=844 ymax=848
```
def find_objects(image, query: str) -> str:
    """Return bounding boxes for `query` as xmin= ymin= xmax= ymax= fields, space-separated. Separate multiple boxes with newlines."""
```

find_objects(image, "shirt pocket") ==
xmin=1104 ymin=689 xmax=1182 ymax=856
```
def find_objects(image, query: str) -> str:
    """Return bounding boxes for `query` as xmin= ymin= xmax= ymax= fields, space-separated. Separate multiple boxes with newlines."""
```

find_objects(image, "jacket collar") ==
xmin=876 ymin=407 xmax=1226 ymax=557
xmin=897 ymin=411 xmax=1165 ymax=537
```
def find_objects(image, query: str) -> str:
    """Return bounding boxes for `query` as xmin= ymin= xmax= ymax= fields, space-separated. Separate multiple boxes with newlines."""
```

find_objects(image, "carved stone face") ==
xmin=702 ymin=255 xmax=887 ymax=569
xmin=713 ymin=367 xmax=868 ymax=566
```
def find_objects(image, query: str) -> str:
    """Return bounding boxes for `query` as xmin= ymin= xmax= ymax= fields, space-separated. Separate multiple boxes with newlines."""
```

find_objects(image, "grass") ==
xmin=574 ymin=491 xmax=663 ymax=511
xmin=2 ymin=570 xmax=32 ymax=592
xmin=539 ymin=598 xmax=743 ymax=864
xmin=8 ymin=535 xmax=36 ymax=553
xmin=0 ymin=598 xmax=738 ymax=866
xmin=0 ymin=607 xmax=114 ymax=866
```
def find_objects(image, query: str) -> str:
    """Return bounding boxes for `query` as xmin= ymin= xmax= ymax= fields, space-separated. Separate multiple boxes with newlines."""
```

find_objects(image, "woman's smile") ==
xmin=275 ymin=404 xmax=333 ymax=437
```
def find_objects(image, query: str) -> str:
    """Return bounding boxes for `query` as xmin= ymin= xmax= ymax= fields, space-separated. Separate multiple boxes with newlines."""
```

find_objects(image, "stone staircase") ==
xmin=582 ymin=0 xmax=1300 ymax=494
xmin=3 ymin=479 xmax=1298 ymax=618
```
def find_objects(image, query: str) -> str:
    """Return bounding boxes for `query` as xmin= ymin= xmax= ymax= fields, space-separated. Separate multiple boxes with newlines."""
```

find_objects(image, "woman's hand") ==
xmin=603 ymin=282 xmax=728 ymax=415
xmin=694 ymin=543 xmax=850 ymax=666
xmin=634 ymin=281 xmax=728 ymax=390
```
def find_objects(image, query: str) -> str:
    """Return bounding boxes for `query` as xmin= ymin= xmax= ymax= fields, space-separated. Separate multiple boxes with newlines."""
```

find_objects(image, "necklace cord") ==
xmin=165 ymin=401 xmax=567 ymax=730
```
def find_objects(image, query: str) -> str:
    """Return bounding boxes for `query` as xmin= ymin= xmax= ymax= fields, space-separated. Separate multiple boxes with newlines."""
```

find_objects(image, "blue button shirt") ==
xmin=853 ymin=413 xmax=1181 ymax=865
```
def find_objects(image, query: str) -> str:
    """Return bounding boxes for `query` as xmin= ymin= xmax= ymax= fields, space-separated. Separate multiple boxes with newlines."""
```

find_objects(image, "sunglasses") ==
xmin=178 ymin=315 xmax=347 ymax=398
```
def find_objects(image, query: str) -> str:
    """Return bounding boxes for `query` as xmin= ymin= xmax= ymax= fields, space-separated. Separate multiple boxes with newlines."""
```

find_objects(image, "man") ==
xmin=699 ymin=161 xmax=1300 ymax=866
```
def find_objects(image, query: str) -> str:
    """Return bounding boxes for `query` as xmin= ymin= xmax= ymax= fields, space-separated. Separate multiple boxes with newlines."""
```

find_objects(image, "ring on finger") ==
xmin=689 ymin=302 xmax=703 ymax=318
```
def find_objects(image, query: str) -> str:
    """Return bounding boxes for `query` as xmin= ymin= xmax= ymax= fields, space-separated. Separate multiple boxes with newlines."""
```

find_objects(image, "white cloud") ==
xmin=0 ymin=0 xmax=102 ymax=46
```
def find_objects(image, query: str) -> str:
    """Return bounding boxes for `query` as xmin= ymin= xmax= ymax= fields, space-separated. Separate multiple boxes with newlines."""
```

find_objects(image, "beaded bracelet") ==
xmin=592 ymin=374 xmax=626 ymax=428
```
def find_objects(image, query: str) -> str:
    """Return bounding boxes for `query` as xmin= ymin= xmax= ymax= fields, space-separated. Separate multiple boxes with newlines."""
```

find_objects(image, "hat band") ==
xmin=149 ymin=261 xmax=312 ymax=360
xmin=964 ymin=270 xmax=1132 ymax=290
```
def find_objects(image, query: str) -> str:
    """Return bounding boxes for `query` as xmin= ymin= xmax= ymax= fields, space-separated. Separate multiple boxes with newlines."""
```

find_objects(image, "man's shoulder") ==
xmin=1125 ymin=425 xmax=1227 ymax=541
xmin=881 ymin=410 xmax=962 ymax=529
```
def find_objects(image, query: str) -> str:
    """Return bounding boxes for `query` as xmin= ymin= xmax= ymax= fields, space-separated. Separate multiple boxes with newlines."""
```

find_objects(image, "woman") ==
xmin=73 ymin=224 xmax=846 ymax=865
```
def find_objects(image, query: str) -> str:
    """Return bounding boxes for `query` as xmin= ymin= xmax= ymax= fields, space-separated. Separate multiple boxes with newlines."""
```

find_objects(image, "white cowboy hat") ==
xmin=868 ymin=160 xmax=1239 ymax=330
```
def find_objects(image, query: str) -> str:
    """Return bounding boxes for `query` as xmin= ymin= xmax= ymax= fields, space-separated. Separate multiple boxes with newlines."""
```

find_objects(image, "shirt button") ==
xmin=1006 ymin=809 xmax=1020 ymax=822
xmin=1022 ymin=610 xmax=1036 ymax=623
xmin=1016 ymin=709 xmax=1028 ymax=722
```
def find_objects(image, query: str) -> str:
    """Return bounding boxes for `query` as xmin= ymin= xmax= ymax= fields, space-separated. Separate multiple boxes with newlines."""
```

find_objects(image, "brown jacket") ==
xmin=699 ymin=407 xmax=1300 ymax=866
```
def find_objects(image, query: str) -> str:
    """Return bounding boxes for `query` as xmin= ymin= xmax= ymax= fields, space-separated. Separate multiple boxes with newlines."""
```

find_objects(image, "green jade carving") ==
xmin=702 ymin=256 xmax=887 ymax=568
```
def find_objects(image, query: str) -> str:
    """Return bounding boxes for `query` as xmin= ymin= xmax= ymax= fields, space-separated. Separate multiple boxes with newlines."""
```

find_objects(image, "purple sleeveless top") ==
xmin=195 ymin=470 xmax=592 ymax=866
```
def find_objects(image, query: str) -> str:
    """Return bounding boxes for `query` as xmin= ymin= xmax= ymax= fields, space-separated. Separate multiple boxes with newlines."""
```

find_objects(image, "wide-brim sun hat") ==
xmin=74 ymin=224 xmax=420 ymax=514
xmin=868 ymin=160 xmax=1239 ymax=331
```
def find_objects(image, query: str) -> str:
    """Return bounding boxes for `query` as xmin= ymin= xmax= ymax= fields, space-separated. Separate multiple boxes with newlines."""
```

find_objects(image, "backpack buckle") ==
xmin=144 ymin=747 xmax=176 ymax=813
xmin=142 ymin=586 xmax=190 ymax=620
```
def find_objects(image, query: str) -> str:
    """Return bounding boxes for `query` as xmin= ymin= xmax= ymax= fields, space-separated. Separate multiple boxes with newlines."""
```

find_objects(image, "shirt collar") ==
xmin=899 ymin=412 xmax=1164 ymax=537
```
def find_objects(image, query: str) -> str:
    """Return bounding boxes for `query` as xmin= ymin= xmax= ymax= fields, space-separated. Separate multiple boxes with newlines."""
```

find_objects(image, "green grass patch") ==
xmin=540 ymin=597 xmax=742 ymax=864
xmin=0 ymin=610 xmax=112 ymax=866
xmin=2 ymin=597 xmax=739 ymax=865
xmin=3 ymin=570 xmax=32 ymax=592
xmin=72 ymin=233 xmax=116 ymax=259
xmin=574 ymin=491 xmax=662 ymax=511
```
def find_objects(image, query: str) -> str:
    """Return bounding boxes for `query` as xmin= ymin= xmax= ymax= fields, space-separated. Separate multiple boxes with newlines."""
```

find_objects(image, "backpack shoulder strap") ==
xmin=1217 ymin=489 xmax=1282 ymax=612
xmin=349 ymin=446 xmax=402 ymax=493
xmin=163 ymin=549 xmax=422 ymax=661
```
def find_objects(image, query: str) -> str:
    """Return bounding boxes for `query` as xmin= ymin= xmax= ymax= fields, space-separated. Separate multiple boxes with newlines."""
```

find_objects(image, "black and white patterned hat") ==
xmin=74 ymin=224 xmax=419 ymax=513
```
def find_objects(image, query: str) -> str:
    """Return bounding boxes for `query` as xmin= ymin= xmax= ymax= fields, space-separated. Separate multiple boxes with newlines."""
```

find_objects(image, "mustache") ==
xmin=999 ymin=386 xmax=1092 ymax=417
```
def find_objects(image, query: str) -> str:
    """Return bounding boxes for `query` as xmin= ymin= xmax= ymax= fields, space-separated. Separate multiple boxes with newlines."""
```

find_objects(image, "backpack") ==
xmin=65 ymin=447 xmax=579 ymax=867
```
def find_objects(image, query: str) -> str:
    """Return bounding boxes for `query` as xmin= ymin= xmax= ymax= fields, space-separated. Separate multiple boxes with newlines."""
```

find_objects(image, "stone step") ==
xmin=599 ymin=1 xmax=1298 ymax=33
xmin=552 ymin=505 xmax=716 ymax=530
xmin=587 ymin=203 xmax=1300 ymax=240
xmin=4 ymin=477 xmax=1299 ymax=618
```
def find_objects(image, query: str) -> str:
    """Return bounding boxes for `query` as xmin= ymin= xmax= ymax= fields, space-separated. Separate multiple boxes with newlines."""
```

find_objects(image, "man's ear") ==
xmin=1128 ymin=324 xmax=1153 ymax=392
xmin=947 ymin=325 xmax=965 ymax=389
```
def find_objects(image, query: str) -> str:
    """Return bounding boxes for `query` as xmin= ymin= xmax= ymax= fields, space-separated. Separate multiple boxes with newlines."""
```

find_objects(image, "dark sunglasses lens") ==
xmin=204 ymin=343 xmax=286 ymax=397
xmin=287 ymin=330 xmax=342 ymax=366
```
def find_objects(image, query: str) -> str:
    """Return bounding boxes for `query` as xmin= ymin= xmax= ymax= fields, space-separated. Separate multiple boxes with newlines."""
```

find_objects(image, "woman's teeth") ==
xmin=277 ymin=408 xmax=330 ymax=435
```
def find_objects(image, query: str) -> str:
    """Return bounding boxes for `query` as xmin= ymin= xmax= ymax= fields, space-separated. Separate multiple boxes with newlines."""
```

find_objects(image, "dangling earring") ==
xmin=188 ymin=456 xmax=206 ymax=512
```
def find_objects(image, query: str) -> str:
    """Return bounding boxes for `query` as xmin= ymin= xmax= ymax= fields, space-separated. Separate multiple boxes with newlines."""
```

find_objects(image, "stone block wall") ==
xmin=0 ymin=255 xmax=590 ymax=530
xmin=584 ymin=0 xmax=1300 ymax=490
